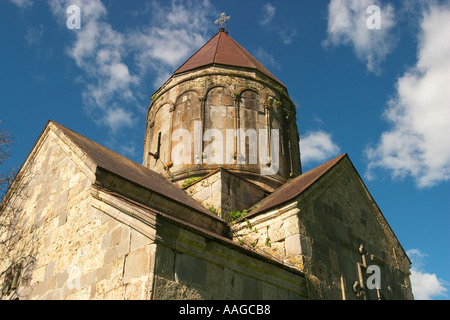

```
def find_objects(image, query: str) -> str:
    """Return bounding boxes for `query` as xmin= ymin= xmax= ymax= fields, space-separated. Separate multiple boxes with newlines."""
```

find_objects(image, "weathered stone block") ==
xmin=233 ymin=272 xmax=262 ymax=299
xmin=267 ymin=218 xmax=285 ymax=243
xmin=123 ymin=246 xmax=152 ymax=284
xmin=262 ymin=281 xmax=278 ymax=299
xmin=204 ymin=262 xmax=224 ymax=298
xmin=101 ymin=231 xmax=112 ymax=251
xmin=192 ymin=185 xmax=210 ymax=202
xmin=174 ymin=253 xmax=207 ymax=287
xmin=44 ymin=261 xmax=56 ymax=280
xmin=285 ymin=234 xmax=302 ymax=257
xmin=130 ymin=229 xmax=152 ymax=251
xmin=154 ymin=245 xmax=175 ymax=281
xmin=125 ymin=279 xmax=150 ymax=300
xmin=103 ymin=247 xmax=117 ymax=265
xmin=111 ymin=226 xmax=122 ymax=246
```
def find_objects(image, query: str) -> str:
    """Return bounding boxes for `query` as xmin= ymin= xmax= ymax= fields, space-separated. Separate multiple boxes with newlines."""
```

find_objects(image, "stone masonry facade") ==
xmin=233 ymin=157 xmax=413 ymax=299
xmin=0 ymin=129 xmax=155 ymax=299
xmin=183 ymin=168 xmax=268 ymax=220
xmin=0 ymin=123 xmax=308 ymax=300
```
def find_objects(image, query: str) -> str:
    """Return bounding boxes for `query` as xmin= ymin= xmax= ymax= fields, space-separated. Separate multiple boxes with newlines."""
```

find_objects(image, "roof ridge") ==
xmin=241 ymin=153 xmax=348 ymax=219
xmin=226 ymin=34 xmax=261 ymax=69
xmin=173 ymin=32 xmax=219 ymax=74
xmin=212 ymin=31 xmax=222 ymax=65
xmin=217 ymin=31 xmax=282 ymax=84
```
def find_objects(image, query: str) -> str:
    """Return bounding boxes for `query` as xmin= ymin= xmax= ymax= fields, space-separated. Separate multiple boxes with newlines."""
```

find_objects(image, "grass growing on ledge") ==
xmin=181 ymin=177 xmax=200 ymax=188
xmin=207 ymin=205 xmax=219 ymax=215
xmin=229 ymin=209 xmax=248 ymax=221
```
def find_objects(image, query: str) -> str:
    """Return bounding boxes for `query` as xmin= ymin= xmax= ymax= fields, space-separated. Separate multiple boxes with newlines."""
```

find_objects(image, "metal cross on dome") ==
xmin=215 ymin=12 xmax=230 ymax=31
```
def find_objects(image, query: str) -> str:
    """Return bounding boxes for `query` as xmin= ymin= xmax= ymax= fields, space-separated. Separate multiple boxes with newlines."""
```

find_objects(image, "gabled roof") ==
xmin=174 ymin=29 xmax=283 ymax=85
xmin=244 ymin=153 xmax=348 ymax=219
xmin=48 ymin=121 xmax=221 ymax=220
xmin=240 ymin=152 xmax=411 ymax=265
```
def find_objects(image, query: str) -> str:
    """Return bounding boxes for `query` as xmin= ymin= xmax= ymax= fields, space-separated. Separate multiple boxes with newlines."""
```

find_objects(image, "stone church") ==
xmin=0 ymin=24 xmax=413 ymax=300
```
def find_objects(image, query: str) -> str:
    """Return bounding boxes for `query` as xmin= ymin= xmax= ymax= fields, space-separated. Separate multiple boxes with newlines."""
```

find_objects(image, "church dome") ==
xmin=143 ymin=27 xmax=301 ymax=192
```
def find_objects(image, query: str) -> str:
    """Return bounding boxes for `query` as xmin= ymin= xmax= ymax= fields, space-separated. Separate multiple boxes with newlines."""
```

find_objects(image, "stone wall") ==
xmin=0 ymin=127 xmax=308 ymax=300
xmin=232 ymin=203 xmax=303 ymax=271
xmin=184 ymin=168 xmax=267 ymax=219
xmin=0 ymin=130 xmax=155 ymax=299
xmin=95 ymin=168 xmax=230 ymax=238
xmin=233 ymin=158 xmax=413 ymax=300
xmin=151 ymin=215 xmax=308 ymax=300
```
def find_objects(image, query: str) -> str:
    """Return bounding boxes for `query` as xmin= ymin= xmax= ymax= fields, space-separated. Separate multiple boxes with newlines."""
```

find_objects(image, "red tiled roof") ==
xmin=242 ymin=154 xmax=348 ymax=219
xmin=174 ymin=30 xmax=283 ymax=85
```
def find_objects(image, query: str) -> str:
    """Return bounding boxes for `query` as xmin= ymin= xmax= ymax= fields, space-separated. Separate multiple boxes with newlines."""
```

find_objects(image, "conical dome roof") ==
xmin=174 ymin=29 xmax=283 ymax=85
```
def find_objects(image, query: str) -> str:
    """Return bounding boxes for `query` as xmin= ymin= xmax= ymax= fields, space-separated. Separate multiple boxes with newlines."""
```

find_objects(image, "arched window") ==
xmin=173 ymin=91 xmax=200 ymax=124
xmin=148 ymin=103 xmax=170 ymax=168
xmin=169 ymin=91 xmax=200 ymax=166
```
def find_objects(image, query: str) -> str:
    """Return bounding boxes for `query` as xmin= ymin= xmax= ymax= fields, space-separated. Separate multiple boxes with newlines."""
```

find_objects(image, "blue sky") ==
xmin=1 ymin=0 xmax=449 ymax=299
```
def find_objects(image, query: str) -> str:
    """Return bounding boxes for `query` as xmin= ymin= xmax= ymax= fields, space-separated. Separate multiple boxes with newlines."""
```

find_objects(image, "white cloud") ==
xmin=10 ymin=0 xmax=33 ymax=9
xmin=255 ymin=47 xmax=280 ymax=71
xmin=407 ymin=249 xmax=447 ymax=300
xmin=259 ymin=3 xmax=297 ymax=45
xmin=129 ymin=0 xmax=213 ymax=88
xmin=365 ymin=4 xmax=450 ymax=188
xmin=48 ymin=0 xmax=214 ymax=131
xmin=24 ymin=25 xmax=44 ymax=46
xmin=324 ymin=0 xmax=396 ymax=73
xmin=277 ymin=24 xmax=297 ymax=45
xmin=48 ymin=0 xmax=138 ymax=132
xmin=410 ymin=271 xmax=447 ymax=300
xmin=300 ymin=130 xmax=341 ymax=165
xmin=260 ymin=3 xmax=275 ymax=26
xmin=103 ymin=108 xmax=135 ymax=134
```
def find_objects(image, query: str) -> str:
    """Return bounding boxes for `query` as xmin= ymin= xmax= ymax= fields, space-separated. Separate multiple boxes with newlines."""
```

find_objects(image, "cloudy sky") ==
xmin=1 ymin=0 xmax=449 ymax=299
